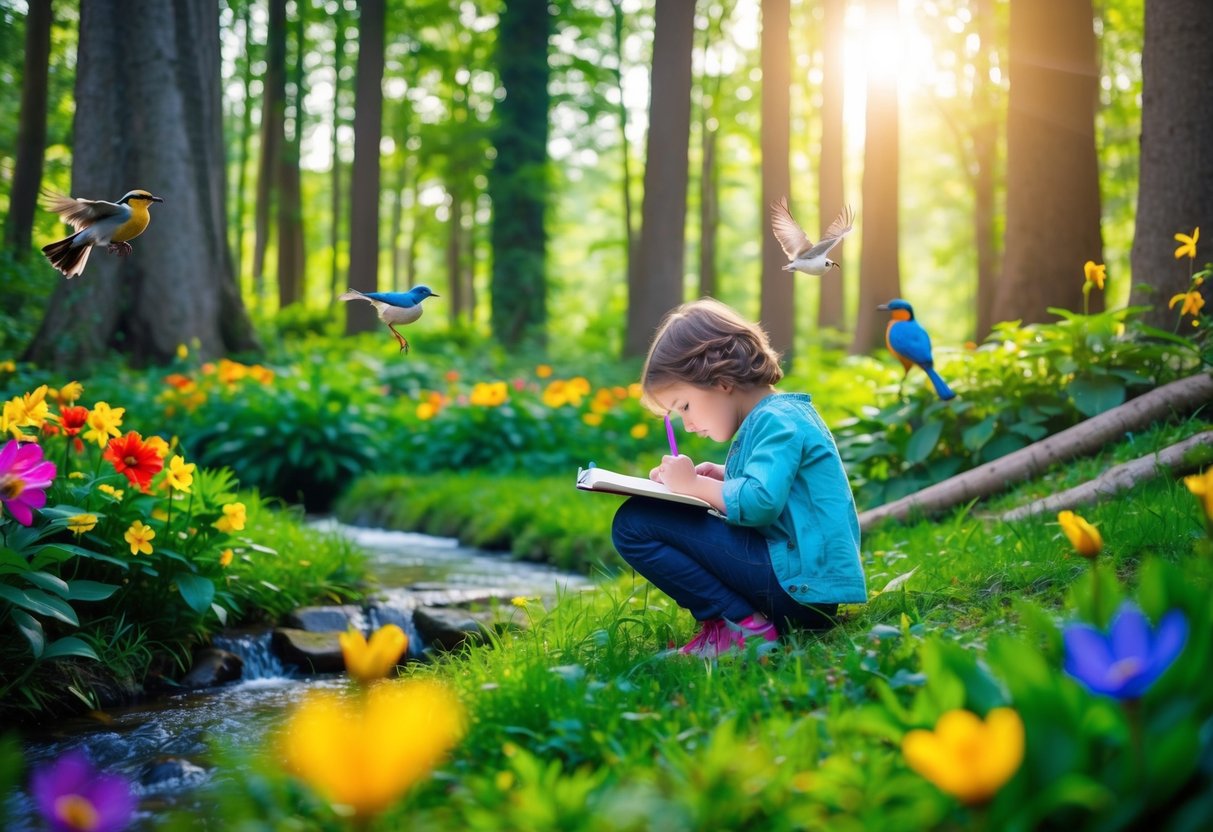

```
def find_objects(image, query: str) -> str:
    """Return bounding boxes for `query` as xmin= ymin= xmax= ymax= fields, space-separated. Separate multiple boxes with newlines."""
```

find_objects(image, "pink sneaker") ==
xmin=680 ymin=616 xmax=779 ymax=658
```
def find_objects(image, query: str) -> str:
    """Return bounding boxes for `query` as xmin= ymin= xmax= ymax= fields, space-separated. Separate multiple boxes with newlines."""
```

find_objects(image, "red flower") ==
xmin=103 ymin=431 xmax=164 ymax=489
xmin=59 ymin=405 xmax=90 ymax=437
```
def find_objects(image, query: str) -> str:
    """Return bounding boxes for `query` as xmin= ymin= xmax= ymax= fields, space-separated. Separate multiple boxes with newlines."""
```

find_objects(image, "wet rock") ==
xmin=366 ymin=605 xmax=426 ymax=662
xmin=272 ymin=628 xmax=345 ymax=673
xmin=140 ymin=756 xmax=208 ymax=789
xmin=180 ymin=648 xmax=244 ymax=689
xmin=412 ymin=606 xmax=493 ymax=652
xmin=284 ymin=605 xmax=365 ymax=632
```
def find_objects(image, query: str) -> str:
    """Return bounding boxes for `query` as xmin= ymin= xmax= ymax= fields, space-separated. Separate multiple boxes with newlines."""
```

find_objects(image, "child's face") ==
xmin=653 ymin=382 xmax=739 ymax=443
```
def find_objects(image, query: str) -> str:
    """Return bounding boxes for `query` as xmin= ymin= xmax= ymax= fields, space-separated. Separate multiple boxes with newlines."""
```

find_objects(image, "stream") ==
xmin=4 ymin=521 xmax=591 ymax=830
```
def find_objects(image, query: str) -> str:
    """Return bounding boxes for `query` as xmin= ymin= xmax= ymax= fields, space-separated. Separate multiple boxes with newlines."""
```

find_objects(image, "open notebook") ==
xmin=575 ymin=466 xmax=712 ymax=509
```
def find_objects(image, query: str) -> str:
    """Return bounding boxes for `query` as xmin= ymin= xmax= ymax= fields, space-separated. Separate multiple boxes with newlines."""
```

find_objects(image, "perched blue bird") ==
xmin=878 ymin=298 xmax=956 ymax=400
xmin=339 ymin=285 xmax=439 ymax=353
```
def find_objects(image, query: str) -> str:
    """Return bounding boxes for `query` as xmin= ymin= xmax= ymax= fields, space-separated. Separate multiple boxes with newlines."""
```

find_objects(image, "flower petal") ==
xmin=1108 ymin=602 xmax=1150 ymax=663
xmin=1063 ymin=623 xmax=1116 ymax=694
xmin=1144 ymin=609 xmax=1189 ymax=685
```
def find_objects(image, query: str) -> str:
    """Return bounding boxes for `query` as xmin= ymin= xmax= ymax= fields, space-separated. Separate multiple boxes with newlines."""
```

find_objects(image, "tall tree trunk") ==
xmin=994 ymin=0 xmax=1102 ymax=325
xmin=24 ymin=0 xmax=258 ymax=368
xmin=232 ymin=0 xmax=255 ymax=286
xmin=253 ymin=0 xmax=287 ymax=307
xmin=624 ymin=0 xmax=696 ymax=357
xmin=4 ymin=0 xmax=52 ymax=254
xmin=816 ymin=0 xmax=846 ymax=332
xmin=490 ymin=0 xmax=551 ymax=348
xmin=390 ymin=163 xmax=404 ymax=293
xmin=463 ymin=197 xmax=476 ymax=322
xmin=345 ymin=0 xmax=385 ymax=334
xmin=447 ymin=187 xmax=464 ymax=325
xmin=760 ymin=0 xmax=793 ymax=360
xmin=1130 ymin=0 xmax=1213 ymax=327
xmin=277 ymin=3 xmax=306 ymax=308
xmin=851 ymin=0 xmax=902 ymax=355
xmin=697 ymin=5 xmax=723 ymax=300
xmin=329 ymin=5 xmax=346 ymax=304
xmin=612 ymin=1 xmax=637 ymax=307
xmin=972 ymin=0 xmax=999 ymax=340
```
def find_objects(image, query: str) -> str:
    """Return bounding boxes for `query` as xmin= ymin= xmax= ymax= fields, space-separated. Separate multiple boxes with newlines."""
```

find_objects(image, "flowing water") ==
xmin=4 ymin=521 xmax=591 ymax=830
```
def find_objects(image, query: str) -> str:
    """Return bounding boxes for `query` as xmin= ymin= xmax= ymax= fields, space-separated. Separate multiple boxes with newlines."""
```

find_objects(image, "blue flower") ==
xmin=1063 ymin=601 xmax=1188 ymax=700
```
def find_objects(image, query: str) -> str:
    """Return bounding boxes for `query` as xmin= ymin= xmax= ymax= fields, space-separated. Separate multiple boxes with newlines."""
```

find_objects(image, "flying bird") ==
xmin=878 ymin=298 xmax=956 ymax=401
xmin=769 ymin=198 xmax=855 ymax=276
xmin=41 ymin=189 xmax=164 ymax=278
xmin=339 ymin=285 xmax=439 ymax=354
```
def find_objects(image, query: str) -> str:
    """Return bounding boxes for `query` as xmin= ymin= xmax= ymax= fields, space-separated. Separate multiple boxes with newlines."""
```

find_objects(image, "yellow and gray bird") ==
xmin=41 ymin=189 xmax=164 ymax=278
xmin=338 ymin=285 xmax=439 ymax=354
xmin=770 ymin=198 xmax=855 ymax=276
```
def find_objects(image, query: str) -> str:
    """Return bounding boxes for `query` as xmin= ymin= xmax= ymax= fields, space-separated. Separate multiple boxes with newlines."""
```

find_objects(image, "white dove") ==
xmin=769 ymin=198 xmax=855 ymax=276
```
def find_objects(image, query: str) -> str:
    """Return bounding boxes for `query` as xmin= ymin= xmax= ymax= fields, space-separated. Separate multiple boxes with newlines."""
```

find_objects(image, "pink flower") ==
xmin=0 ymin=439 xmax=57 ymax=526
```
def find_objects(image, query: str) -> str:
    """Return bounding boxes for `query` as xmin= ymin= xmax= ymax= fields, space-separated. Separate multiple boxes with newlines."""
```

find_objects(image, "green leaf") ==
xmin=0 ymin=584 xmax=79 ymax=626
xmin=211 ymin=602 xmax=228 ymax=626
xmin=1068 ymin=376 xmax=1126 ymax=417
xmin=176 ymin=574 xmax=215 ymax=615
xmin=30 ymin=543 xmax=129 ymax=571
xmin=962 ymin=416 xmax=997 ymax=452
xmin=65 ymin=580 xmax=120 ymax=602
xmin=22 ymin=570 xmax=70 ymax=598
xmin=905 ymin=421 xmax=944 ymax=464
xmin=41 ymin=636 xmax=100 ymax=662
xmin=11 ymin=609 xmax=44 ymax=658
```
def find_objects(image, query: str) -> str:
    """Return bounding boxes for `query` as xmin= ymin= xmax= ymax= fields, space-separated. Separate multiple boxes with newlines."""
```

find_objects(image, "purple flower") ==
xmin=0 ymin=439 xmax=56 ymax=526
xmin=1063 ymin=601 xmax=1188 ymax=700
xmin=31 ymin=750 xmax=136 ymax=832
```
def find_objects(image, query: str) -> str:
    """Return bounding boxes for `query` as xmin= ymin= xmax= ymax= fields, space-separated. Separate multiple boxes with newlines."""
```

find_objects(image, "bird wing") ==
xmin=363 ymin=291 xmax=419 ymax=308
xmin=43 ymin=191 xmax=129 ymax=232
xmin=769 ymin=197 xmax=813 ymax=259
xmin=802 ymin=204 xmax=855 ymax=259
xmin=888 ymin=320 xmax=935 ymax=365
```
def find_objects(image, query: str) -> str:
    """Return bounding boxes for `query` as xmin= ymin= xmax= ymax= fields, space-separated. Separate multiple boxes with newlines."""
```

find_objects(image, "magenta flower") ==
xmin=0 ymin=439 xmax=57 ymax=526
xmin=1063 ymin=601 xmax=1188 ymax=700
xmin=31 ymin=750 xmax=136 ymax=832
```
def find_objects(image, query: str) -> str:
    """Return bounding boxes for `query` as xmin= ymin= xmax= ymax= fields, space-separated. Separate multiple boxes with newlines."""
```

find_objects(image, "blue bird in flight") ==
xmin=878 ymin=298 xmax=956 ymax=400
xmin=339 ymin=285 xmax=439 ymax=353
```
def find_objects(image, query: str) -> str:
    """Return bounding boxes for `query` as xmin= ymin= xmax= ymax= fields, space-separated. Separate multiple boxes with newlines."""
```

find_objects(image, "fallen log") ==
xmin=996 ymin=431 xmax=1213 ymax=522
xmin=857 ymin=372 xmax=1213 ymax=531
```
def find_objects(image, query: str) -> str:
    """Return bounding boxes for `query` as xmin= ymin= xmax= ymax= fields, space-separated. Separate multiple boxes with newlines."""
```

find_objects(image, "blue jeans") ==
xmin=611 ymin=497 xmax=836 ymax=630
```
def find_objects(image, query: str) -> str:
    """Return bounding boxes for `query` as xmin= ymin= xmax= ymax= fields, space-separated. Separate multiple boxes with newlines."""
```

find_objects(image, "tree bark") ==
xmin=816 ymin=0 xmax=846 ymax=332
xmin=232 ymin=0 xmax=255 ymax=285
xmin=623 ymin=0 xmax=695 ymax=357
xmin=489 ymin=0 xmax=551 ymax=348
xmin=858 ymin=372 xmax=1213 ymax=530
xmin=329 ymin=4 xmax=347 ymax=305
xmin=760 ymin=0 xmax=794 ymax=361
xmin=4 ymin=0 xmax=52 ymax=254
xmin=994 ymin=0 xmax=1102 ymax=326
xmin=252 ymin=0 xmax=286 ymax=306
xmin=345 ymin=0 xmax=385 ymax=335
xmin=277 ymin=3 xmax=306 ymax=308
xmin=612 ymin=1 xmax=638 ymax=308
xmin=24 ymin=0 xmax=258 ymax=368
xmin=997 ymin=432 xmax=1213 ymax=522
xmin=972 ymin=0 xmax=999 ymax=341
xmin=850 ymin=0 xmax=901 ymax=355
xmin=1129 ymin=0 xmax=1213 ymax=328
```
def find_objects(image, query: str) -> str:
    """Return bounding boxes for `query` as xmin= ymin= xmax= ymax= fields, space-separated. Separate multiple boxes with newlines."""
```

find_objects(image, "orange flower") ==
xmin=57 ymin=406 xmax=89 ymax=437
xmin=1083 ymin=261 xmax=1106 ymax=290
xmin=104 ymin=432 xmax=164 ymax=490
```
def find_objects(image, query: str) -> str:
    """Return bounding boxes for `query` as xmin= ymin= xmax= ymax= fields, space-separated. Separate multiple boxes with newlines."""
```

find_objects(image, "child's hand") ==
xmin=657 ymin=454 xmax=697 ymax=493
xmin=694 ymin=461 xmax=725 ymax=481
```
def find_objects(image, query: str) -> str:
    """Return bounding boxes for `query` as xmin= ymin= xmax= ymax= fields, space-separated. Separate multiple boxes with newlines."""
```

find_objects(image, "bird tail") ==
xmin=338 ymin=288 xmax=368 ymax=303
xmin=42 ymin=234 xmax=90 ymax=278
xmin=924 ymin=366 xmax=956 ymax=401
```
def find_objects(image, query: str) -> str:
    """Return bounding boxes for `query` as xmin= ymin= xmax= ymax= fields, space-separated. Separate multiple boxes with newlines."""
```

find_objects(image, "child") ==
xmin=612 ymin=298 xmax=867 ymax=657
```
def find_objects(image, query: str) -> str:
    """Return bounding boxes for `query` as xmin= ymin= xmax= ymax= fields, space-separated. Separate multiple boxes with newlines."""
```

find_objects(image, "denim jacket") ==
xmin=720 ymin=393 xmax=867 ymax=604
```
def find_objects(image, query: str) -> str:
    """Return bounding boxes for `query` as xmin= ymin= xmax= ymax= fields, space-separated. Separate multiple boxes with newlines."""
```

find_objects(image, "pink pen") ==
xmin=664 ymin=412 xmax=679 ymax=457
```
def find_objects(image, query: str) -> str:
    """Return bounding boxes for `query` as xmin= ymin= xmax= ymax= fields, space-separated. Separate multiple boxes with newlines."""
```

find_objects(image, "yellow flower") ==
xmin=216 ymin=358 xmax=249 ymax=385
xmin=339 ymin=625 xmax=408 ymax=685
xmin=542 ymin=380 xmax=568 ymax=408
xmin=1082 ymin=260 xmax=1106 ymax=290
xmin=582 ymin=412 xmax=604 ymax=426
xmin=83 ymin=402 xmax=125 ymax=447
xmin=902 ymin=708 xmax=1024 ymax=805
xmin=1184 ymin=468 xmax=1213 ymax=522
xmin=124 ymin=520 xmax=156 ymax=556
xmin=510 ymin=596 xmax=529 ymax=608
xmin=0 ymin=360 xmax=14 ymax=373
xmin=219 ymin=548 xmax=234 ymax=567
xmin=176 ymin=343 xmax=189 ymax=360
xmin=214 ymin=502 xmax=247 ymax=533
xmin=1174 ymin=227 xmax=1199 ymax=260
xmin=67 ymin=514 xmax=98 ymax=536
xmin=416 ymin=401 xmax=437 ymax=421
xmin=536 ymin=364 xmax=553 ymax=378
xmin=1169 ymin=291 xmax=1205 ymax=318
xmin=469 ymin=381 xmax=508 ymax=407
xmin=3 ymin=386 xmax=50 ymax=438
xmin=144 ymin=435 xmax=170 ymax=459
xmin=97 ymin=483 xmax=125 ymax=501
xmin=630 ymin=423 xmax=649 ymax=440
xmin=164 ymin=455 xmax=196 ymax=493
xmin=58 ymin=381 xmax=84 ymax=405
xmin=1058 ymin=510 xmax=1102 ymax=558
xmin=281 ymin=680 xmax=465 ymax=820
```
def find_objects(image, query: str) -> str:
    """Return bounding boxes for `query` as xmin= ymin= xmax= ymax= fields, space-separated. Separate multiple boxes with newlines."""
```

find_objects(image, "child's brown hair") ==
xmin=640 ymin=298 xmax=783 ymax=412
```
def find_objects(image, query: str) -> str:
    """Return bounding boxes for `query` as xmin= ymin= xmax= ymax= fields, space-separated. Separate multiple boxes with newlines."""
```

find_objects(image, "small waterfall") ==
xmin=211 ymin=631 xmax=293 ymax=681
